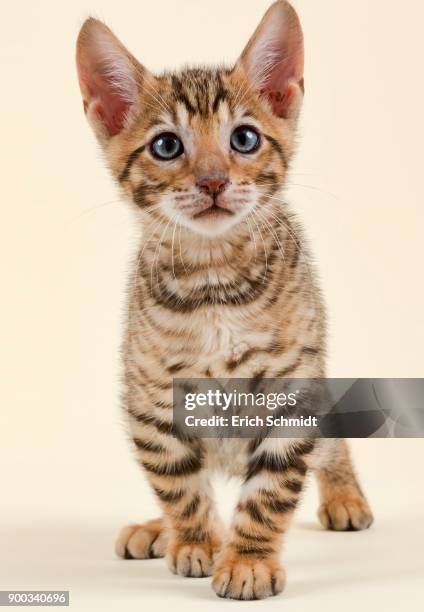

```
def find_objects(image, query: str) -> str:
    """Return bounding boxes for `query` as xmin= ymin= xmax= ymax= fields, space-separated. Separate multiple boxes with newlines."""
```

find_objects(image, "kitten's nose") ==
xmin=197 ymin=176 xmax=229 ymax=196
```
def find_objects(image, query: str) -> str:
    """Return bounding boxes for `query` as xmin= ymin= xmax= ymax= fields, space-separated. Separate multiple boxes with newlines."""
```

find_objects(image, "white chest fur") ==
xmin=193 ymin=307 xmax=273 ymax=373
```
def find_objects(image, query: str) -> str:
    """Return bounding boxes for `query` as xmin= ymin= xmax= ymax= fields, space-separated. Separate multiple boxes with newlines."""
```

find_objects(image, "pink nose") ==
xmin=197 ymin=176 xmax=229 ymax=196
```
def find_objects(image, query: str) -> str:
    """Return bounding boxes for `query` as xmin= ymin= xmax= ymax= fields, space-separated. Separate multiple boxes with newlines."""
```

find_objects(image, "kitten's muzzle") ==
xmin=192 ymin=176 xmax=234 ymax=219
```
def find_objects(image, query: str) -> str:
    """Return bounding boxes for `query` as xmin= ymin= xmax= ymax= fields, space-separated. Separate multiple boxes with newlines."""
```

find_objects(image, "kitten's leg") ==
xmin=315 ymin=439 xmax=373 ymax=531
xmin=116 ymin=518 xmax=168 ymax=559
xmin=212 ymin=440 xmax=314 ymax=600
xmin=164 ymin=469 xmax=223 ymax=578
xmin=118 ymin=414 xmax=222 ymax=576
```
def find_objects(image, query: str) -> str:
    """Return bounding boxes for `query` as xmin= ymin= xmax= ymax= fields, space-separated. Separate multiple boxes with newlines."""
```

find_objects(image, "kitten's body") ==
xmin=77 ymin=1 xmax=373 ymax=600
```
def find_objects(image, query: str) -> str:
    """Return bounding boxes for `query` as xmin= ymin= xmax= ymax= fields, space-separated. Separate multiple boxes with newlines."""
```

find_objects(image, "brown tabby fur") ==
xmin=77 ymin=1 xmax=373 ymax=600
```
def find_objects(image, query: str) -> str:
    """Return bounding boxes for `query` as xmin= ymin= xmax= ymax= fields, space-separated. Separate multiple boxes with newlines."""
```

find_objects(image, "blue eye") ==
xmin=151 ymin=133 xmax=184 ymax=160
xmin=231 ymin=126 xmax=261 ymax=154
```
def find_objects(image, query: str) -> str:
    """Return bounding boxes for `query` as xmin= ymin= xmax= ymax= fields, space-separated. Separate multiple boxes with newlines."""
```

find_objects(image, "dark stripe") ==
xmin=140 ymin=241 xmax=279 ymax=313
xmin=167 ymin=362 xmax=188 ymax=375
xmin=226 ymin=347 xmax=261 ymax=372
xmin=302 ymin=346 xmax=321 ymax=355
xmin=128 ymin=372 xmax=173 ymax=410
xmin=249 ymin=371 xmax=267 ymax=392
xmin=243 ymin=500 xmax=278 ymax=531
xmin=263 ymin=497 xmax=298 ymax=514
xmin=290 ymin=243 xmax=300 ymax=268
xmin=180 ymin=494 xmax=201 ymax=519
xmin=154 ymin=486 xmax=185 ymax=503
xmin=195 ymin=87 xmax=209 ymax=117
xmin=152 ymin=400 xmax=173 ymax=410
xmin=148 ymin=274 xmax=272 ymax=313
xmin=142 ymin=454 xmax=202 ymax=477
xmin=212 ymin=87 xmax=227 ymax=113
xmin=293 ymin=439 xmax=316 ymax=455
xmin=171 ymin=76 xmax=196 ymax=115
xmin=274 ymin=357 xmax=303 ymax=378
xmin=127 ymin=408 xmax=174 ymax=435
xmin=124 ymin=548 xmax=134 ymax=559
xmin=263 ymin=134 xmax=288 ymax=169
xmin=119 ymin=145 xmax=146 ymax=182
xmin=284 ymin=479 xmax=303 ymax=494
xmin=248 ymin=436 xmax=266 ymax=455
xmin=226 ymin=341 xmax=287 ymax=372
xmin=234 ymin=527 xmax=271 ymax=543
xmin=246 ymin=451 xmax=308 ymax=481
xmin=234 ymin=544 xmax=274 ymax=558
xmin=141 ymin=307 xmax=190 ymax=342
xmin=133 ymin=438 xmax=166 ymax=453
xmin=179 ymin=526 xmax=209 ymax=544
xmin=256 ymin=171 xmax=278 ymax=186
xmin=133 ymin=364 xmax=172 ymax=391
xmin=133 ymin=180 xmax=167 ymax=208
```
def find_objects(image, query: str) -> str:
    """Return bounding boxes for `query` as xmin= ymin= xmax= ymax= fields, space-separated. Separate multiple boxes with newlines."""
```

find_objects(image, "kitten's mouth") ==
xmin=193 ymin=204 xmax=234 ymax=220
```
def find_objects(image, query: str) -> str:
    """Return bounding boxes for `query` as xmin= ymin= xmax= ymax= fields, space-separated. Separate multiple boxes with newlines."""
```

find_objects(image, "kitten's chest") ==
xmin=194 ymin=308 xmax=272 ymax=374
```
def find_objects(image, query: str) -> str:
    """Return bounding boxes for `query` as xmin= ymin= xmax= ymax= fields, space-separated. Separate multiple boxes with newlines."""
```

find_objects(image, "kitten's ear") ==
xmin=237 ymin=0 xmax=304 ymax=120
xmin=76 ymin=18 xmax=148 ymax=139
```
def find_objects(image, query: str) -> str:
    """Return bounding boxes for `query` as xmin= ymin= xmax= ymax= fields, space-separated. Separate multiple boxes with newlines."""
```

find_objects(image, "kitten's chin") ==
xmin=180 ymin=210 xmax=245 ymax=238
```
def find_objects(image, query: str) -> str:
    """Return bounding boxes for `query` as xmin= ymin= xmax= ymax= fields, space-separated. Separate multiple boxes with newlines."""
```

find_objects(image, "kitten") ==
xmin=76 ymin=0 xmax=373 ymax=600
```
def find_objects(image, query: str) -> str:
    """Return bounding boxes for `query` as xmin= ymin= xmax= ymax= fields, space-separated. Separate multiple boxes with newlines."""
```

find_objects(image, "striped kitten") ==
xmin=77 ymin=0 xmax=373 ymax=600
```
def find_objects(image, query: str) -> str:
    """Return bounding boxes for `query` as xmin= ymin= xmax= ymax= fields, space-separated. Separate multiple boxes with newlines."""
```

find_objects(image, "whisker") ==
xmin=177 ymin=222 xmax=190 ymax=275
xmin=247 ymin=211 xmax=269 ymax=283
xmin=150 ymin=215 xmax=174 ymax=292
xmin=66 ymin=199 xmax=121 ymax=225
xmin=287 ymin=183 xmax=339 ymax=200
xmin=257 ymin=181 xmax=339 ymax=201
xmin=253 ymin=206 xmax=287 ymax=267
xmin=132 ymin=214 xmax=167 ymax=299
xmin=170 ymin=214 xmax=181 ymax=281
xmin=258 ymin=202 xmax=320 ymax=315
xmin=143 ymin=80 xmax=171 ymax=115
xmin=244 ymin=215 xmax=258 ymax=264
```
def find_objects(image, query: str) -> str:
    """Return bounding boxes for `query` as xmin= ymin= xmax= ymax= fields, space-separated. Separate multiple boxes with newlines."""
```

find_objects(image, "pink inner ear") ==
xmin=77 ymin=29 xmax=137 ymax=137
xmin=240 ymin=2 xmax=304 ymax=120
xmin=83 ymin=70 xmax=132 ymax=136
xmin=261 ymin=79 xmax=300 ymax=120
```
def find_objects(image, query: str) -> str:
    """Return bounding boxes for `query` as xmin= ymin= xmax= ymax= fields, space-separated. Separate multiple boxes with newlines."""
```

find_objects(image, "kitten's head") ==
xmin=76 ymin=1 xmax=304 ymax=237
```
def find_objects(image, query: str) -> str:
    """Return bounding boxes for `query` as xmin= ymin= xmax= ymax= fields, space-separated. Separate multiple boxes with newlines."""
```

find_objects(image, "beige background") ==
xmin=0 ymin=1 xmax=423 ymax=610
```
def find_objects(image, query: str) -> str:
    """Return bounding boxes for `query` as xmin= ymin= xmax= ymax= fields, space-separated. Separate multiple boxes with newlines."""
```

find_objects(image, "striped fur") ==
xmin=78 ymin=1 xmax=373 ymax=601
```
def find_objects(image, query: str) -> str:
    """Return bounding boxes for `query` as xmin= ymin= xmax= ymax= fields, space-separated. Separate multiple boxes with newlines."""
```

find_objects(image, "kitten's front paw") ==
xmin=115 ymin=518 xmax=168 ymax=559
xmin=167 ymin=534 xmax=222 ymax=578
xmin=318 ymin=495 xmax=374 ymax=531
xmin=212 ymin=553 xmax=286 ymax=600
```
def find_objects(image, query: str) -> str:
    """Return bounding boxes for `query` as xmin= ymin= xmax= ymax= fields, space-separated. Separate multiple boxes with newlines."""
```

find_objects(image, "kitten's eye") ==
xmin=230 ymin=126 xmax=260 ymax=154
xmin=150 ymin=133 xmax=184 ymax=160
